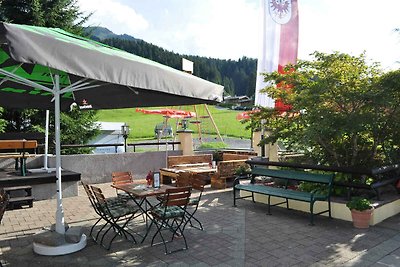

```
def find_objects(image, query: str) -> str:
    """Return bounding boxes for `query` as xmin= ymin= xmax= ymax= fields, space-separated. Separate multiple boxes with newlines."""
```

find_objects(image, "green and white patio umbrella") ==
xmin=0 ymin=22 xmax=223 ymax=255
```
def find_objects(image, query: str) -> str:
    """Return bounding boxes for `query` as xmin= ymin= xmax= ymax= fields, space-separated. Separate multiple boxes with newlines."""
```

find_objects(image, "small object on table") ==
xmin=146 ymin=171 xmax=153 ymax=188
xmin=153 ymin=172 xmax=160 ymax=188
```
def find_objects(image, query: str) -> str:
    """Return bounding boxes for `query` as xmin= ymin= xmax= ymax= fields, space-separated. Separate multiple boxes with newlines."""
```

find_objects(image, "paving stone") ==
xmin=377 ymin=254 xmax=400 ymax=266
xmin=0 ymin=183 xmax=399 ymax=266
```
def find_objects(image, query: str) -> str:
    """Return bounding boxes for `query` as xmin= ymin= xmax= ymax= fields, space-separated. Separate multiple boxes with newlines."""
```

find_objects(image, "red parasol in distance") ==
xmin=135 ymin=108 xmax=196 ymax=118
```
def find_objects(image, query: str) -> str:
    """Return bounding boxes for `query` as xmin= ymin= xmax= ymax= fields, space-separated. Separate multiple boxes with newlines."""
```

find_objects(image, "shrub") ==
xmin=346 ymin=197 xmax=373 ymax=211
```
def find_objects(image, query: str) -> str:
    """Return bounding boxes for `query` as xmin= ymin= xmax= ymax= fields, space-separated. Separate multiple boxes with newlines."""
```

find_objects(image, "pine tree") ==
xmin=0 ymin=0 xmax=90 ymax=34
xmin=0 ymin=0 xmax=98 ymax=154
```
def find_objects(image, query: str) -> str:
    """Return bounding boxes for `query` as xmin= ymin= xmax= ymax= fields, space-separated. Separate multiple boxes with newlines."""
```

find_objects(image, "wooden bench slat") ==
xmin=4 ymin=185 xmax=32 ymax=191
xmin=8 ymin=196 xmax=34 ymax=203
xmin=167 ymin=154 xmax=212 ymax=168
xmin=0 ymin=140 xmax=37 ymax=149
xmin=0 ymin=154 xmax=36 ymax=159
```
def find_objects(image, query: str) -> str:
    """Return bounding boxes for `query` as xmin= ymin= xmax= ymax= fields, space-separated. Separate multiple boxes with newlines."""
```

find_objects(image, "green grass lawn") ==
xmin=97 ymin=105 xmax=251 ymax=141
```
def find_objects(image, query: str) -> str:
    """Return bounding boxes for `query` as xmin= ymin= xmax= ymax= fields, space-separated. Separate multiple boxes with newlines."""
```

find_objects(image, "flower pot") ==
xmin=350 ymin=209 xmax=373 ymax=228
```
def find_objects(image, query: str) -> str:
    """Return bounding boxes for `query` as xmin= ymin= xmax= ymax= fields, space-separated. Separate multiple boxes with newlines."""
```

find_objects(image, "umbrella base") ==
xmin=33 ymin=229 xmax=87 ymax=256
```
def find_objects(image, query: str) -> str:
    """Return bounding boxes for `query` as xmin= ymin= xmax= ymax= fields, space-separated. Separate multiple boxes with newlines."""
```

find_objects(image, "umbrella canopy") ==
xmin=0 ymin=22 xmax=223 ymax=110
xmin=0 ymin=22 xmax=223 ymax=254
xmin=236 ymin=109 xmax=260 ymax=120
xmin=135 ymin=108 xmax=196 ymax=118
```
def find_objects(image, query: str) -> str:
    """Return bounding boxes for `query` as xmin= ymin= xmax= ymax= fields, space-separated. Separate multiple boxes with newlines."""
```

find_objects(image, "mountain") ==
xmin=85 ymin=26 xmax=137 ymax=42
xmin=85 ymin=27 xmax=257 ymax=98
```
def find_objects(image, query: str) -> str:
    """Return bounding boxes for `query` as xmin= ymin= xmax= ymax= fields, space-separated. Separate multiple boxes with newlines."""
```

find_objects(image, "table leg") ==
xmin=127 ymin=195 xmax=158 ymax=243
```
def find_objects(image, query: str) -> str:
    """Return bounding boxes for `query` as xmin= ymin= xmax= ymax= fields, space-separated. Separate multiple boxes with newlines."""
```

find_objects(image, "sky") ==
xmin=77 ymin=0 xmax=400 ymax=70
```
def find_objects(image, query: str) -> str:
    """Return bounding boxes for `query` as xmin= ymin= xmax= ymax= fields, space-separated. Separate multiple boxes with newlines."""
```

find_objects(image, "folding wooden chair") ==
xmin=111 ymin=171 xmax=148 ymax=221
xmin=112 ymin=171 xmax=134 ymax=201
xmin=149 ymin=186 xmax=192 ymax=254
xmin=82 ymin=182 xmax=125 ymax=242
xmin=82 ymin=182 xmax=103 ymax=239
xmin=183 ymin=174 xmax=206 ymax=231
xmin=91 ymin=185 xmax=139 ymax=250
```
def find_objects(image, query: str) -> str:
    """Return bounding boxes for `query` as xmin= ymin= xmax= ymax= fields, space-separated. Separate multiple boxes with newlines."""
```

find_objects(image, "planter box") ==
xmin=240 ymin=191 xmax=400 ymax=225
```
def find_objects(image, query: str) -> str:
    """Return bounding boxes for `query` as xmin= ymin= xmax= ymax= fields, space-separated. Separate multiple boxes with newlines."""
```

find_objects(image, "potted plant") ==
xmin=234 ymin=165 xmax=251 ymax=177
xmin=346 ymin=197 xmax=374 ymax=228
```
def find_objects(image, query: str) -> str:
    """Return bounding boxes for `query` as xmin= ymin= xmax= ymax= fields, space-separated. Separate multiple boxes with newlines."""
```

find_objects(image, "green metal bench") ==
xmin=233 ymin=165 xmax=335 ymax=225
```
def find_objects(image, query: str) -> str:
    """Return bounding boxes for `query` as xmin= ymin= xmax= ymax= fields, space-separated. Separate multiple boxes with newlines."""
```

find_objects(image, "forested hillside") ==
xmin=87 ymin=27 xmax=257 ymax=98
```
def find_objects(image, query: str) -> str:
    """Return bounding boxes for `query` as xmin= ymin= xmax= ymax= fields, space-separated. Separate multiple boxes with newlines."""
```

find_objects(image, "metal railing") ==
xmin=38 ymin=141 xmax=181 ymax=153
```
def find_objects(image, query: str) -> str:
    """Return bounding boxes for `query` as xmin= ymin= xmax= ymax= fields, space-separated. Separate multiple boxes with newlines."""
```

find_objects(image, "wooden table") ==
xmin=112 ymin=183 xmax=174 ymax=198
xmin=111 ymin=183 xmax=175 ymax=242
xmin=0 ymin=140 xmax=37 ymax=176
xmin=159 ymin=166 xmax=217 ymax=184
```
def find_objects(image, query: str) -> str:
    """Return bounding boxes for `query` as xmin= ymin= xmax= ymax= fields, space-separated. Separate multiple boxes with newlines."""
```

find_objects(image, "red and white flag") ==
xmin=254 ymin=0 xmax=299 ymax=109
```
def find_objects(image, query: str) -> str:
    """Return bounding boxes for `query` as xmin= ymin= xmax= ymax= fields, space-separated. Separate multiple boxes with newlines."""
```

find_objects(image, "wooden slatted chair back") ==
xmin=165 ymin=186 xmax=191 ymax=207
xmin=82 ymin=182 xmax=95 ymax=201
xmin=112 ymin=171 xmax=133 ymax=186
xmin=91 ymin=186 xmax=107 ymax=206
xmin=82 ymin=182 xmax=102 ymax=213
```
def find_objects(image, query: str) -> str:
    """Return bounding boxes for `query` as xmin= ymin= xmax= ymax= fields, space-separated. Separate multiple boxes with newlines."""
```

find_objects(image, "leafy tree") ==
xmin=60 ymin=106 xmax=100 ymax=155
xmin=256 ymin=51 xmax=400 ymax=167
xmin=0 ymin=0 xmax=99 ymax=154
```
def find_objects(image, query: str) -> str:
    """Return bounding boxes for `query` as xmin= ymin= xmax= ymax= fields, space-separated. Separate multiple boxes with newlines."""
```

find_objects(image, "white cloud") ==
xmin=138 ymin=0 xmax=259 ymax=60
xmin=78 ymin=0 xmax=149 ymax=35
xmin=183 ymin=0 xmax=259 ymax=59
xmin=77 ymin=0 xmax=400 ymax=69
xmin=299 ymin=0 xmax=400 ymax=69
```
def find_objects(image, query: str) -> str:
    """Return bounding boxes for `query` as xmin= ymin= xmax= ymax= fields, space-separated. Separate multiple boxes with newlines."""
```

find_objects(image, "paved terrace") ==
xmin=0 ymin=183 xmax=399 ymax=267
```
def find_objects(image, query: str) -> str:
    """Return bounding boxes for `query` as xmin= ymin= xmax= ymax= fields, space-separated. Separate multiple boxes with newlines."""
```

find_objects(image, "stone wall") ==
xmin=27 ymin=150 xmax=182 ymax=184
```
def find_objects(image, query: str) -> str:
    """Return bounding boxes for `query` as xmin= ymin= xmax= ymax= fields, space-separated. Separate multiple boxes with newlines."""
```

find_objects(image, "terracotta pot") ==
xmin=351 ymin=209 xmax=373 ymax=228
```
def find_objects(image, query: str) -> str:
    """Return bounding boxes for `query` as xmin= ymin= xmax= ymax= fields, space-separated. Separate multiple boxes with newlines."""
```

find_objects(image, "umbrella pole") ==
xmin=44 ymin=110 xmax=49 ymax=170
xmin=33 ymin=74 xmax=86 ymax=255
xmin=54 ymin=75 xmax=65 ymax=234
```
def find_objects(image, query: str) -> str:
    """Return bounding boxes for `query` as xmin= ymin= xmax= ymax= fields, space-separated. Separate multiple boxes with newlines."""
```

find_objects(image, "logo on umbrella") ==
xmin=79 ymin=99 xmax=93 ymax=110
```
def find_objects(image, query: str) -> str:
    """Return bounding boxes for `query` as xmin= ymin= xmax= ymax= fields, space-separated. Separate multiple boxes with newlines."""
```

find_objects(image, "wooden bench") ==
xmin=0 ymin=140 xmax=37 ymax=176
xmin=247 ymin=160 xmax=400 ymax=200
xmin=211 ymin=159 xmax=249 ymax=189
xmin=167 ymin=154 xmax=212 ymax=168
xmin=163 ymin=154 xmax=213 ymax=184
xmin=233 ymin=165 xmax=335 ymax=225
xmin=4 ymin=185 xmax=34 ymax=210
